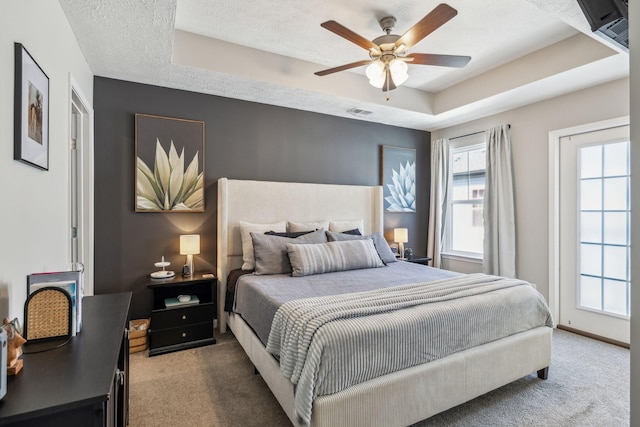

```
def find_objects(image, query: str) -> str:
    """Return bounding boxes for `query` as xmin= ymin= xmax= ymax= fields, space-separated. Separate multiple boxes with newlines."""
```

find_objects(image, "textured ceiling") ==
xmin=59 ymin=0 xmax=629 ymax=131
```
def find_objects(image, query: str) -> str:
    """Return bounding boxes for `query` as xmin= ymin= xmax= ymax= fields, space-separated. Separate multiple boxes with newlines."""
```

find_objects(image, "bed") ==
xmin=216 ymin=178 xmax=553 ymax=427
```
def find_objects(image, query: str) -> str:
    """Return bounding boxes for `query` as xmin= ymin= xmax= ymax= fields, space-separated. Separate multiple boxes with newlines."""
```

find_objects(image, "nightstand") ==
xmin=147 ymin=273 xmax=217 ymax=356
xmin=401 ymin=256 xmax=432 ymax=265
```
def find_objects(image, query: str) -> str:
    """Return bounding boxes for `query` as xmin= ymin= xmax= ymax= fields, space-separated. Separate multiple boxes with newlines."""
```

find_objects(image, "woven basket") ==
xmin=129 ymin=318 xmax=150 ymax=339
xmin=129 ymin=336 xmax=148 ymax=348
xmin=129 ymin=318 xmax=150 ymax=354
xmin=130 ymin=343 xmax=148 ymax=354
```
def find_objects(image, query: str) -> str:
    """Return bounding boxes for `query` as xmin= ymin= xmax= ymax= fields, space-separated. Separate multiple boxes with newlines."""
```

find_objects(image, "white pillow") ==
xmin=287 ymin=220 xmax=329 ymax=232
xmin=329 ymin=219 xmax=364 ymax=234
xmin=239 ymin=221 xmax=286 ymax=270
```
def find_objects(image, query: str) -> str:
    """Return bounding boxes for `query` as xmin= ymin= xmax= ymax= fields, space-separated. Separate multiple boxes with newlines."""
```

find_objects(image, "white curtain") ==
xmin=483 ymin=125 xmax=516 ymax=277
xmin=427 ymin=138 xmax=451 ymax=268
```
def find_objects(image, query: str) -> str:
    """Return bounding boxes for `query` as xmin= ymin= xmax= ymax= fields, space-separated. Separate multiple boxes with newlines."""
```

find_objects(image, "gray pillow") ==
xmin=325 ymin=230 xmax=397 ymax=264
xmin=287 ymin=239 xmax=384 ymax=277
xmin=251 ymin=229 xmax=327 ymax=275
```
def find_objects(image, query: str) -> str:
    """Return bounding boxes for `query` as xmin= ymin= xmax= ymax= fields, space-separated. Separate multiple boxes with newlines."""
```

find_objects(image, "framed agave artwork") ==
xmin=381 ymin=145 xmax=416 ymax=212
xmin=135 ymin=114 xmax=205 ymax=212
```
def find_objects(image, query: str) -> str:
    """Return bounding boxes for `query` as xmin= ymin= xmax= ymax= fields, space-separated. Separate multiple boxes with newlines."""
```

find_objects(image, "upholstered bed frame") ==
xmin=216 ymin=178 xmax=552 ymax=427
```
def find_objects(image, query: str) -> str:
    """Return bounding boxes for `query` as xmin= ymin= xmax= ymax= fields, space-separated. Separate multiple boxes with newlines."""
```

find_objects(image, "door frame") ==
xmin=548 ymin=116 xmax=630 ymax=323
xmin=69 ymin=74 xmax=95 ymax=296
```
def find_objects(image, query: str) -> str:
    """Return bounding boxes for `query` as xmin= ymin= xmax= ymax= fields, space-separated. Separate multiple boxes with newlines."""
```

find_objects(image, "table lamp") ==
xmin=394 ymin=228 xmax=408 ymax=259
xmin=180 ymin=234 xmax=200 ymax=276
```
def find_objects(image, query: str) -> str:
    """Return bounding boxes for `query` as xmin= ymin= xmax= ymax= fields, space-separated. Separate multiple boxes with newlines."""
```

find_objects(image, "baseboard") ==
xmin=556 ymin=324 xmax=629 ymax=349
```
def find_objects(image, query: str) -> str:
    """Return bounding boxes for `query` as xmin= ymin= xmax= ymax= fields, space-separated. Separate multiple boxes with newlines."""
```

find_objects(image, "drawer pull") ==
xmin=182 ymin=315 xmax=187 ymax=320
xmin=182 ymin=332 xmax=187 ymax=338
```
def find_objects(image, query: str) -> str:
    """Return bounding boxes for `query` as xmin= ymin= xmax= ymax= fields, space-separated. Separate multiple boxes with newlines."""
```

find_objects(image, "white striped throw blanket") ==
xmin=266 ymin=273 xmax=553 ymax=426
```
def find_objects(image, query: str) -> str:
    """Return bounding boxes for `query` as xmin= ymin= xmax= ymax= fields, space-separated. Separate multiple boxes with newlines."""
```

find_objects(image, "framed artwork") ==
xmin=14 ymin=43 xmax=49 ymax=170
xmin=381 ymin=145 xmax=416 ymax=212
xmin=135 ymin=114 xmax=205 ymax=212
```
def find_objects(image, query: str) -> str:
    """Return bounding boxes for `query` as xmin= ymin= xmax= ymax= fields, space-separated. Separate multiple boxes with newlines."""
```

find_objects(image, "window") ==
xmin=445 ymin=141 xmax=486 ymax=257
xmin=578 ymin=140 xmax=630 ymax=317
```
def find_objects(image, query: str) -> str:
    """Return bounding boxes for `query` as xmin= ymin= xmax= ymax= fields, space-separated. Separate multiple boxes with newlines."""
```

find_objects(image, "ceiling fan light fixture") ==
xmin=315 ymin=5 xmax=469 ymax=93
xmin=366 ymin=61 xmax=386 ymax=88
xmin=389 ymin=58 xmax=409 ymax=86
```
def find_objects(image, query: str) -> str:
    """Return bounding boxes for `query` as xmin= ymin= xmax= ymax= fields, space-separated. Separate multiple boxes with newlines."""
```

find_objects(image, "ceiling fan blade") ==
xmin=382 ymin=68 xmax=397 ymax=92
xmin=321 ymin=20 xmax=379 ymax=51
xmin=395 ymin=4 xmax=458 ymax=50
xmin=314 ymin=59 xmax=374 ymax=76
xmin=406 ymin=53 xmax=471 ymax=68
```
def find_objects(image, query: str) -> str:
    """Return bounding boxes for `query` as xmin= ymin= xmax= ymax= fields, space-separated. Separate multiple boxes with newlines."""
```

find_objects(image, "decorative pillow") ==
xmin=329 ymin=220 xmax=364 ymax=234
xmin=251 ymin=229 xmax=328 ymax=275
xmin=341 ymin=228 xmax=362 ymax=235
xmin=239 ymin=221 xmax=286 ymax=270
xmin=325 ymin=230 xmax=397 ymax=264
xmin=287 ymin=239 xmax=384 ymax=277
xmin=265 ymin=230 xmax=314 ymax=238
xmin=287 ymin=221 xmax=329 ymax=233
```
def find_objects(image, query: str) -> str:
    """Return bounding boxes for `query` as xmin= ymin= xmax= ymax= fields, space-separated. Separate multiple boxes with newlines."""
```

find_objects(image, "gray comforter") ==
xmin=265 ymin=273 xmax=553 ymax=426
xmin=233 ymin=261 xmax=458 ymax=345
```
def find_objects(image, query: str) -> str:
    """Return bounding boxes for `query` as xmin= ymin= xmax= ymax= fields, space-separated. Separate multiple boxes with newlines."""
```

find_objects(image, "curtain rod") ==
xmin=449 ymin=124 xmax=510 ymax=141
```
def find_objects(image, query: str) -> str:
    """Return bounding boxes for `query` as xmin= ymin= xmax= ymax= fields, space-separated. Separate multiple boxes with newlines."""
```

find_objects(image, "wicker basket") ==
xmin=129 ymin=318 xmax=150 ymax=353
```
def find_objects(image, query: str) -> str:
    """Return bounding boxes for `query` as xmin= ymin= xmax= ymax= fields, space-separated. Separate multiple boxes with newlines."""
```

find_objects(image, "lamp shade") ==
xmin=180 ymin=234 xmax=200 ymax=255
xmin=394 ymin=228 xmax=408 ymax=243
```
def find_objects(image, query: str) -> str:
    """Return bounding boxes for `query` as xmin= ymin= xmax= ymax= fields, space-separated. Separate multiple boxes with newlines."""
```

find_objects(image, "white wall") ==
xmin=432 ymin=77 xmax=630 ymax=302
xmin=0 ymin=2 xmax=93 ymax=322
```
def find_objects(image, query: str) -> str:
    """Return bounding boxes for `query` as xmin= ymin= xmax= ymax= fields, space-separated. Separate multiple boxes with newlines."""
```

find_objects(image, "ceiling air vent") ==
xmin=347 ymin=108 xmax=373 ymax=117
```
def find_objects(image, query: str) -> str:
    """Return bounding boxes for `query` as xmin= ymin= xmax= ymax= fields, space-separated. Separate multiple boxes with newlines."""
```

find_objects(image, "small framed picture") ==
xmin=14 ymin=43 xmax=49 ymax=171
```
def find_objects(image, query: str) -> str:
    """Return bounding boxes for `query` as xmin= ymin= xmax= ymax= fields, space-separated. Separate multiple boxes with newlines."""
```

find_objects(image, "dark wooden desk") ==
xmin=0 ymin=293 xmax=131 ymax=427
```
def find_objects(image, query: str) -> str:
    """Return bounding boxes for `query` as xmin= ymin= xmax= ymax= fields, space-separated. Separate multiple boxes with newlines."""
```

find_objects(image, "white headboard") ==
xmin=216 ymin=178 xmax=383 ymax=332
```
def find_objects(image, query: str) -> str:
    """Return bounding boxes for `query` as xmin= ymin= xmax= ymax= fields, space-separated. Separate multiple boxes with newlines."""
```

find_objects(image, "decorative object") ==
xmin=2 ymin=318 xmax=26 ymax=375
xmin=27 ymin=270 xmax=83 ymax=334
xmin=150 ymin=256 xmax=175 ymax=279
xmin=135 ymin=113 xmax=205 ymax=212
xmin=14 ymin=43 xmax=49 ymax=170
xmin=180 ymin=234 xmax=200 ymax=276
xmin=23 ymin=288 xmax=73 ymax=341
xmin=382 ymin=146 xmax=416 ymax=212
xmin=404 ymin=247 xmax=414 ymax=260
xmin=394 ymin=228 xmax=409 ymax=259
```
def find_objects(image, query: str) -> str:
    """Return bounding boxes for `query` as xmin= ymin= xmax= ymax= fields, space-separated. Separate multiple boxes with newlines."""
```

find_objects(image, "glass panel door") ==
xmin=559 ymin=124 xmax=630 ymax=344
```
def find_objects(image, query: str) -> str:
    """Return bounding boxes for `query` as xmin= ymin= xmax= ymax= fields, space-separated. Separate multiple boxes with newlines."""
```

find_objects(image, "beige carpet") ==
xmin=128 ymin=329 xmax=629 ymax=427
xmin=128 ymin=332 xmax=290 ymax=426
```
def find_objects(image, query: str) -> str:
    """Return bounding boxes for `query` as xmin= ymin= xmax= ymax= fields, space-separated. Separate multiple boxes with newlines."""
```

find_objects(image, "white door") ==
xmin=69 ymin=82 xmax=94 ymax=296
xmin=558 ymin=124 xmax=630 ymax=344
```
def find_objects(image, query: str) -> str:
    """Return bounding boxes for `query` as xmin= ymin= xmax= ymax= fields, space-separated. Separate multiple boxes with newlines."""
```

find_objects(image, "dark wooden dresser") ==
xmin=0 ymin=292 xmax=131 ymax=427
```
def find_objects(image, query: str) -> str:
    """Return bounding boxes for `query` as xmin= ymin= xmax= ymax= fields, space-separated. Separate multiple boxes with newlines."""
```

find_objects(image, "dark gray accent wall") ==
xmin=94 ymin=77 xmax=431 ymax=318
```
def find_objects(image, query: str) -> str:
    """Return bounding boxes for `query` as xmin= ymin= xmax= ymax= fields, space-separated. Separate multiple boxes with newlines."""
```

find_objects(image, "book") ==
xmin=164 ymin=295 xmax=199 ymax=308
xmin=27 ymin=270 xmax=83 ymax=334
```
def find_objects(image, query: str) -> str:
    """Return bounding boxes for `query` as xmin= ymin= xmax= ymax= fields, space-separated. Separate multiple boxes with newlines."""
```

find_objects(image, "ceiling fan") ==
xmin=314 ymin=3 xmax=471 ymax=92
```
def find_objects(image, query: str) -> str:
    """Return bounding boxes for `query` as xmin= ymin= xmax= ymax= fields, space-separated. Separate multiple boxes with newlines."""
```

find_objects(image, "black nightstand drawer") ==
xmin=151 ymin=303 xmax=214 ymax=330
xmin=149 ymin=322 xmax=213 ymax=349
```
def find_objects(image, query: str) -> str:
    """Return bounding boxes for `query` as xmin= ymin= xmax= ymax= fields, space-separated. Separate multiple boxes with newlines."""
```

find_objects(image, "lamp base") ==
xmin=183 ymin=255 xmax=194 ymax=277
